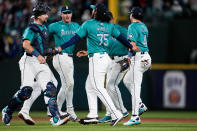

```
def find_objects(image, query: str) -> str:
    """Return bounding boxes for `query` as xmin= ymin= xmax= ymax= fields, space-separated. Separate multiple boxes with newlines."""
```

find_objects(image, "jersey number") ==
xmin=143 ymin=35 xmax=147 ymax=45
xmin=97 ymin=34 xmax=109 ymax=46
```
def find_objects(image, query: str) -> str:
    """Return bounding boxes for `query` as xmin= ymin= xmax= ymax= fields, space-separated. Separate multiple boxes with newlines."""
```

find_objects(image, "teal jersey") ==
xmin=76 ymin=19 xmax=120 ymax=54
xmin=107 ymin=24 xmax=128 ymax=56
xmin=128 ymin=22 xmax=149 ymax=52
xmin=49 ymin=21 xmax=80 ymax=54
xmin=22 ymin=22 xmax=48 ymax=54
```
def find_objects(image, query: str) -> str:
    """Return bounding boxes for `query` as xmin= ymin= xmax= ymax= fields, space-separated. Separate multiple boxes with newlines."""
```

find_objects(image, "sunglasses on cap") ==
xmin=62 ymin=11 xmax=72 ymax=14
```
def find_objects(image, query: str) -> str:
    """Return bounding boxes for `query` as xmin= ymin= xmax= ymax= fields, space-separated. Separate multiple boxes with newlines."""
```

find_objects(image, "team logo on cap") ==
xmin=129 ymin=34 xmax=133 ymax=38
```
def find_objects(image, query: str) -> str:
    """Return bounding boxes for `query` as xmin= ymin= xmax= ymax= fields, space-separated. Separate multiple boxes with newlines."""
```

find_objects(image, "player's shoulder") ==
xmin=71 ymin=22 xmax=80 ymax=27
xmin=114 ymin=24 xmax=126 ymax=30
xmin=49 ymin=21 xmax=60 ymax=27
xmin=81 ymin=19 xmax=94 ymax=27
xmin=85 ymin=19 xmax=95 ymax=24
xmin=24 ymin=25 xmax=35 ymax=34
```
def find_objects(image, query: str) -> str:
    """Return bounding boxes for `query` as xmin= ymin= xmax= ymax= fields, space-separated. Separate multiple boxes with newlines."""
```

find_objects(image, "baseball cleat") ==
xmin=123 ymin=112 xmax=129 ymax=118
xmin=51 ymin=114 xmax=71 ymax=126
xmin=98 ymin=116 xmax=112 ymax=123
xmin=123 ymin=116 xmax=141 ymax=126
xmin=110 ymin=115 xmax=123 ymax=126
xmin=18 ymin=111 xmax=35 ymax=125
xmin=79 ymin=117 xmax=98 ymax=125
xmin=67 ymin=110 xmax=78 ymax=122
xmin=139 ymin=103 xmax=148 ymax=116
xmin=2 ymin=106 xmax=12 ymax=126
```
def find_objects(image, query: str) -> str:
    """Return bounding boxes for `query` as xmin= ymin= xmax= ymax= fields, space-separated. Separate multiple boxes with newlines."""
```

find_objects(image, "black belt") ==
xmin=133 ymin=52 xmax=145 ymax=56
xmin=59 ymin=53 xmax=73 ymax=57
xmin=110 ymin=55 xmax=124 ymax=60
xmin=26 ymin=53 xmax=33 ymax=57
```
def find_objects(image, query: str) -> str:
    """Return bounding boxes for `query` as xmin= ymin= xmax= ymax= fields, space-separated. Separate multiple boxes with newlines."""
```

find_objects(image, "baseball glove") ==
xmin=117 ymin=58 xmax=130 ymax=72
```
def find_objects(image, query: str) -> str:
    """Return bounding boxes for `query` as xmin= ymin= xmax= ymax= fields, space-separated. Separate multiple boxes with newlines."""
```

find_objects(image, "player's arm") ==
xmin=23 ymin=40 xmax=46 ymax=64
xmin=127 ymin=26 xmax=140 ymax=52
xmin=130 ymin=41 xmax=140 ymax=52
xmin=55 ymin=22 xmax=87 ymax=52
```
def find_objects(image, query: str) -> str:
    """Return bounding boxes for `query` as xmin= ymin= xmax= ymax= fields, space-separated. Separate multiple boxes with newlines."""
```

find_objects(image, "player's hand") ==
xmin=37 ymin=55 xmax=46 ymax=64
xmin=128 ymin=57 xmax=131 ymax=65
xmin=76 ymin=50 xmax=87 ymax=57
xmin=56 ymin=47 xmax=62 ymax=52
xmin=52 ymin=47 xmax=62 ymax=55
xmin=130 ymin=41 xmax=140 ymax=52
xmin=132 ymin=45 xmax=140 ymax=52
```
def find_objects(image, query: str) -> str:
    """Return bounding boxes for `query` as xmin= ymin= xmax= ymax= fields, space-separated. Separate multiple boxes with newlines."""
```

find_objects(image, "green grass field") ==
xmin=0 ymin=111 xmax=197 ymax=131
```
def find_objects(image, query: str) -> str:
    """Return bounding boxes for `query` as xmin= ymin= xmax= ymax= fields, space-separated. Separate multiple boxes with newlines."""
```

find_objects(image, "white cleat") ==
xmin=123 ymin=116 xmax=141 ymax=126
xmin=52 ymin=115 xmax=71 ymax=126
xmin=139 ymin=103 xmax=148 ymax=116
xmin=18 ymin=111 xmax=35 ymax=125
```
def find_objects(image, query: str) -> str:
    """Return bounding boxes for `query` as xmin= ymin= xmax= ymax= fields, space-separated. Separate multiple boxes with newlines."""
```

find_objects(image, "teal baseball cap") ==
xmin=90 ymin=3 xmax=107 ymax=13
xmin=90 ymin=5 xmax=95 ymax=10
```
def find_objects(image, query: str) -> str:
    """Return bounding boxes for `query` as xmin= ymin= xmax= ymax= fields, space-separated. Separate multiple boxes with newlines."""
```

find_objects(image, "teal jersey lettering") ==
xmin=49 ymin=21 xmax=80 ymax=54
xmin=22 ymin=22 xmax=48 ymax=54
xmin=128 ymin=22 xmax=149 ymax=52
xmin=76 ymin=19 xmax=120 ymax=54
xmin=107 ymin=24 xmax=128 ymax=56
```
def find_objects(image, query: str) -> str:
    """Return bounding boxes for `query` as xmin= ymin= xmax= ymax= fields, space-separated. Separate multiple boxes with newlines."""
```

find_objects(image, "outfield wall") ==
xmin=0 ymin=57 xmax=197 ymax=111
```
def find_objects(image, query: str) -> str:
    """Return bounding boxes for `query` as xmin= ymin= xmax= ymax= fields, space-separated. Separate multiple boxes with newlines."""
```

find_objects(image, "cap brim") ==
xmin=90 ymin=5 xmax=95 ymax=9
xmin=62 ymin=10 xmax=72 ymax=13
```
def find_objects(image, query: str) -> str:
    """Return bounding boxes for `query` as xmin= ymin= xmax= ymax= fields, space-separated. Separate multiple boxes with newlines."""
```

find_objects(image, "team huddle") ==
xmin=2 ymin=2 xmax=151 ymax=127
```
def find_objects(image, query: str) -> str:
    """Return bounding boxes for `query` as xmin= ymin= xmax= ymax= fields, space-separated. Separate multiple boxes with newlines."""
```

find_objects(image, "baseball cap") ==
xmin=61 ymin=6 xmax=72 ymax=13
xmin=90 ymin=3 xmax=107 ymax=13
xmin=128 ymin=7 xmax=143 ymax=15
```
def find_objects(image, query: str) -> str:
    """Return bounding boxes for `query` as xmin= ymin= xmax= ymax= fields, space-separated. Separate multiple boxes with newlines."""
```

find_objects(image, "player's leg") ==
xmin=106 ymin=61 xmax=128 ymax=115
xmin=35 ymin=63 xmax=70 ymax=126
xmin=79 ymin=75 xmax=99 ymax=124
xmin=2 ymin=57 xmax=34 ymax=125
xmin=45 ymin=71 xmax=58 ymax=117
xmin=89 ymin=54 xmax=123 ymax=126
xmin=18 ymin=80 xmax=41 ymax=125
xmin=123 ymin=68 xmax=145 ymax=114
xmin=53 ymin=54 xmax=77 ymax=120
xmin=123 ymin=60 xmax=142 ymax=126
xmin=86 ymin=75 xmax=98 ymax=118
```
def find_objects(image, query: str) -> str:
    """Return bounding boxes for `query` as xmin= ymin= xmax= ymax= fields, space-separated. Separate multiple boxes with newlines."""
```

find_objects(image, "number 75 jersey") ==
xmin=76 ymin=19 xmax=120 ymax=54
xmin=128 ymin=22 xmax=149 ymax=52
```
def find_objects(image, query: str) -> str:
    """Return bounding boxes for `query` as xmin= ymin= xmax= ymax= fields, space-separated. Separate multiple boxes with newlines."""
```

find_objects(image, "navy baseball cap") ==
xmin=61 ymin=6 xmax=72 ymax=13
xmin=128 ymin=7 xmax=143 ymax=15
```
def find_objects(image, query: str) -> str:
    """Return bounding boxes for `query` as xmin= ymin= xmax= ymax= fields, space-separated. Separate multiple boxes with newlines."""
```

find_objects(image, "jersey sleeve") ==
xmin=22 ymin=27 xmax=34 ymax=43
xmin=75 ymin=23 xmax=80 ymax=29
xmin=111 ymin=24 xmax=121 ymax=38
xmin=128 ymin=25 xmax=138 ymax=43
xmin=76 ymin=21 xmax=88 ymax=38
xmin=48 ymin=23 xmax=55 ymax=35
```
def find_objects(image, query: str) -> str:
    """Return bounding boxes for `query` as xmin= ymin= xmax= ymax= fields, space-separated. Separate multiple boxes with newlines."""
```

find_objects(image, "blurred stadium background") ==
xmin=0 ymin=0 xmax=197 ymax=113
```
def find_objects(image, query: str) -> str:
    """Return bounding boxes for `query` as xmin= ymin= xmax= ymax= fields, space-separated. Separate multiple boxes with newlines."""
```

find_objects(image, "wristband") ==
xmin=31 ymin=51 xmax=40 ymax=57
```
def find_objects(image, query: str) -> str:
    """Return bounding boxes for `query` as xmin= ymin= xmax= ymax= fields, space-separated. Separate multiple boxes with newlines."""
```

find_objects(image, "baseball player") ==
xmin=2 ymin=3 xmax=70 ymax=126
xmin=123 ymin=7 xmax=151 ymax=126
xmin=17 ymin=5 xmax=79 ymax=123
xmin=54 ymin=3 xmax=138 ymax=126
xmin=49 ymin=5 xmax=79 ymax=121
xmin=98 ymin=12 xmax=129 ymax=122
